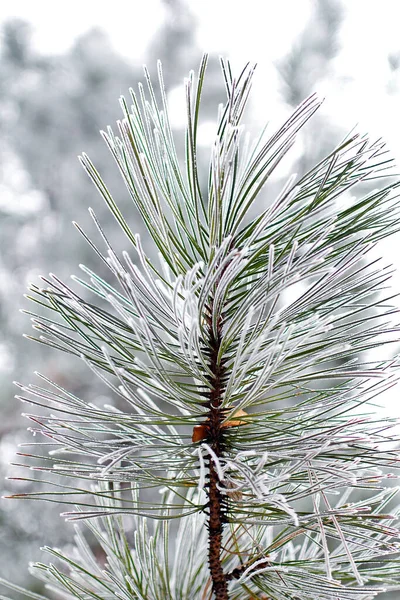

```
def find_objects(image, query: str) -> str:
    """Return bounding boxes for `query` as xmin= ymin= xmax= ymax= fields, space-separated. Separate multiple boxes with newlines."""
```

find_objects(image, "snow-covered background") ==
xmin=0 ymin=0 xmax=399 ymax=592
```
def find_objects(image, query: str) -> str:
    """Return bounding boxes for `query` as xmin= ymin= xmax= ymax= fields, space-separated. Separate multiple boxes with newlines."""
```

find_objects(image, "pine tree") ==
xmin=2 ymin=56 xmax=400 ymax=600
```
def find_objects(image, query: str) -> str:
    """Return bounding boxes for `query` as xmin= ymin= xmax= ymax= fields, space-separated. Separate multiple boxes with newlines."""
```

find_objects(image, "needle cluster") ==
xmin=2 ymin=56 xmax=400 ymax=600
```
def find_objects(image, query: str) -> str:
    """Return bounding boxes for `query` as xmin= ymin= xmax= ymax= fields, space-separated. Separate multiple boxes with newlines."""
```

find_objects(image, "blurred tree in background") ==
xmin=279 ymin=0 xmax=344 ymax=171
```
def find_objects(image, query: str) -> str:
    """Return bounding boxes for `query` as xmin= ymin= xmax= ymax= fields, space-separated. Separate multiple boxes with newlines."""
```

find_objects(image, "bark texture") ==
xmin=205 ymin=310 xmax=229 ymax=600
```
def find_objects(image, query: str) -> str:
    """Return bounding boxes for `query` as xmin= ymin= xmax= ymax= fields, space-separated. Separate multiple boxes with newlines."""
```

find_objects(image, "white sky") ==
xmin=1 ymin=0 xmax=400 ymax=414
xmin=2 ymin=1 xmax=400 ymax=135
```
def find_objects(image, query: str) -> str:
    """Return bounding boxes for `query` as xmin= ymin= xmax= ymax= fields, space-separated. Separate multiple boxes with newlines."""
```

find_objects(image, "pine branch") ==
xmin=2 ymin=55 xmax=400 ymax=600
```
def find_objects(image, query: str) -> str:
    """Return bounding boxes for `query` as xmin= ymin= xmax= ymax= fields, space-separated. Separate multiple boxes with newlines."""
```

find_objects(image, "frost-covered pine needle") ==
xmin=2 ymin=55 xmax=400 ymax=600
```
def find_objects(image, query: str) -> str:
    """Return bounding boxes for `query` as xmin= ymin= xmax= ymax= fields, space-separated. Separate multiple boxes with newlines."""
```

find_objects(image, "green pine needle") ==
xmin=3 ymin=55 xmax=400 ymax=600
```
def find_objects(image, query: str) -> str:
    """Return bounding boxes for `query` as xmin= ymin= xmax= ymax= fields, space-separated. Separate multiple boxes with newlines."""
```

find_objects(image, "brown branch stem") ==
xmin=205 ymin=309 xmax=229 ymax=600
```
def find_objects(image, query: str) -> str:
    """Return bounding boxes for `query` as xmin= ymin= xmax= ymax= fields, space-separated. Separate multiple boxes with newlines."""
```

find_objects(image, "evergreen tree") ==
xmin=2 ymin=56 xmax=400 ymax=600
xmin=279 ymin=0 xmax=343 ymax=108
xmin=278 ymin=0 xmax=344 ymax=172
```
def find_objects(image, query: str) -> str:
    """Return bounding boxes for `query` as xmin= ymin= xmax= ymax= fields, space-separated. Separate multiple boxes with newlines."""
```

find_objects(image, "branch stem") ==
xmin=206 ymin=310 xmax=229 ymax=600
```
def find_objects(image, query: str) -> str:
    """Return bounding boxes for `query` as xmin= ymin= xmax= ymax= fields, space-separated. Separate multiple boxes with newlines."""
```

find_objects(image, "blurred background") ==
xmin=1 ymin=0 xmax=400 ymax=593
